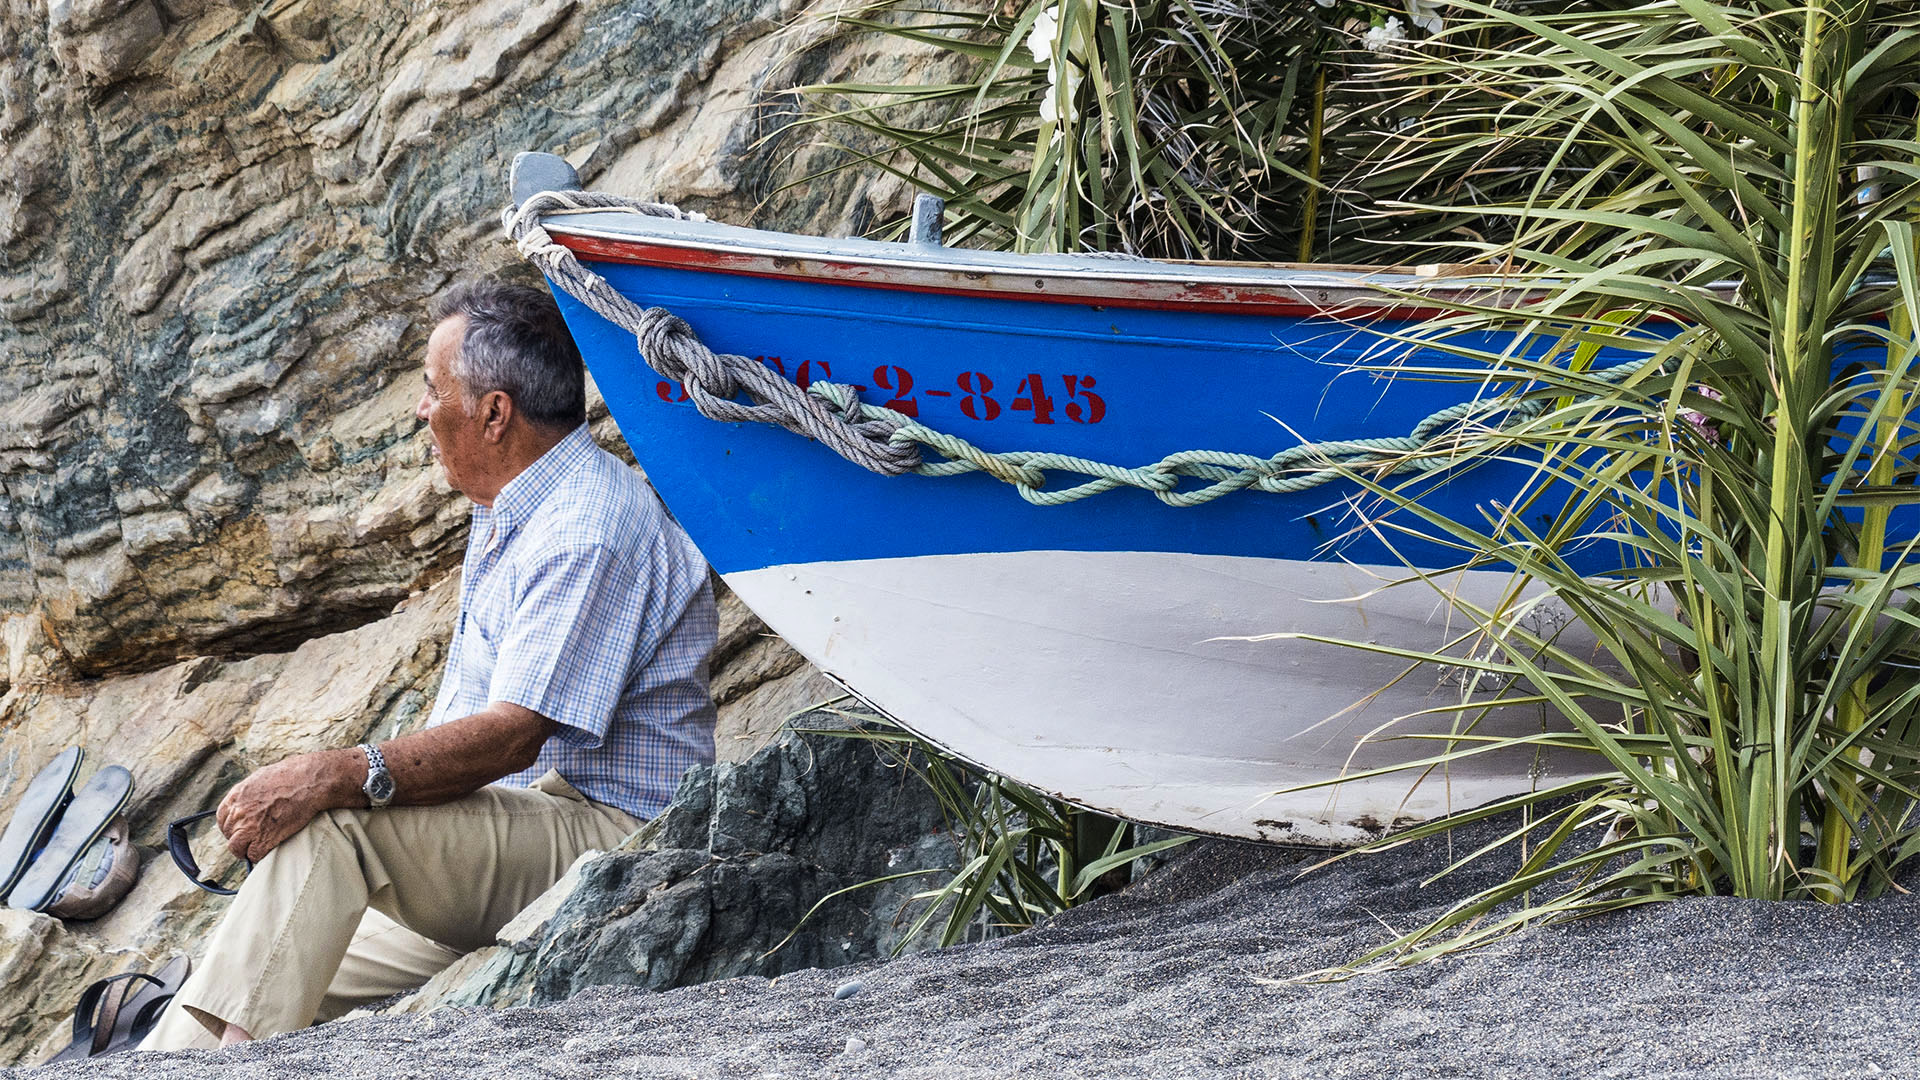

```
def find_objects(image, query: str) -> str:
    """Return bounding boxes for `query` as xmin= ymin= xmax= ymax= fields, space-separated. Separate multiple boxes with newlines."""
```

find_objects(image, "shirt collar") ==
xmin=486 ymin=424 xmax=595 ymax=534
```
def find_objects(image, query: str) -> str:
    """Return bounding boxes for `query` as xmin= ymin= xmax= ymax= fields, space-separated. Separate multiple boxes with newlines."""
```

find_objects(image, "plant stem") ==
xmin=1760 ymin=0 xmax=1839 ymax=899
xmin=1296 ymin=64 xmax=1326 ymax=263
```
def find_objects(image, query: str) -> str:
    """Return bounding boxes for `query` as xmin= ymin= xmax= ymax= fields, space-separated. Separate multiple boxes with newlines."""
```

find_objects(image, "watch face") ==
xmin=368 ymin=772 xmax=396 ymax=803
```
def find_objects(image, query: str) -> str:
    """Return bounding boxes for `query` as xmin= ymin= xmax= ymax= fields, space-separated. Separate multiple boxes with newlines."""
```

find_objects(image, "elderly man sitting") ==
xmin=141 ymin=280 xmax=717 ymax=1049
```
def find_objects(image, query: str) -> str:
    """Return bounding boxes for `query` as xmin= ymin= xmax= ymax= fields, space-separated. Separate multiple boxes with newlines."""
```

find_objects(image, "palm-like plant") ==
xmin=1265 ymin=0 xmax=1920 ymax=969
xmin=792 ymin=1 xmax=1699 ymax=262
xmin=794 ymin=0 xmax=1920 ymax=970
xmin=793 ymin=0 xmax=1341 ymax=258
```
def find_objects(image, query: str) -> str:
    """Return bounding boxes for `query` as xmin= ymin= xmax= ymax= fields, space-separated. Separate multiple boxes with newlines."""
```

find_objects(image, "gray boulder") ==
xmin=389 ymin=715 xmax=955 ymax=1013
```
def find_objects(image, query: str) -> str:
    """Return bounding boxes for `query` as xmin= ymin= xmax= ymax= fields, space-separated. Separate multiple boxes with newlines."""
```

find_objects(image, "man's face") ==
xmin=417 ymin=316 xmax=485 ymax=497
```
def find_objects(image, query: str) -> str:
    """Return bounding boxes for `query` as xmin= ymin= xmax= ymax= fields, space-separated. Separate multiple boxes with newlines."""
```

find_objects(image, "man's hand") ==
xmin=217 ymin=750 xmax=359 ymax=863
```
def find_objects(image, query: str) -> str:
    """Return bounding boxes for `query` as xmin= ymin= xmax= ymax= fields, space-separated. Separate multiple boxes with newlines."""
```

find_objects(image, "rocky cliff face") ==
xmin=0 ymin=0 xmax=965 ymax=1063
xmin=0 ymin=0 xmax=942 ymax=678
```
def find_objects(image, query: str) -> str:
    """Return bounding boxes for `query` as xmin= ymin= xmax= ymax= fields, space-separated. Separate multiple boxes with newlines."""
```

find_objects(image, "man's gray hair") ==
xmin=429 ymin=280 xmax=587 ymax=430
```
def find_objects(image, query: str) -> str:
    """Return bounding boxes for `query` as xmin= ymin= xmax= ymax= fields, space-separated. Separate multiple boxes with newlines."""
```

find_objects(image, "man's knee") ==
xmin=247 ymin=805 xmax=367 ymax=881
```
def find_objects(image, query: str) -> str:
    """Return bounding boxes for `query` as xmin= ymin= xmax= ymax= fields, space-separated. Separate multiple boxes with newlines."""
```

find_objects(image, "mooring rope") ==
xmin=504 ymin=190 xmax=1652 ymax=507
xmin=506 ymin=190 xmax=921 ymax=475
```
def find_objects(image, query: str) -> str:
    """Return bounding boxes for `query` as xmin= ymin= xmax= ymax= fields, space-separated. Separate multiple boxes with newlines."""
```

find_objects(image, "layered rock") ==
xmin=380 ymin=717 xmax=952 ymax=1017
xmin=0 ymin=0 xmax=954 ymax=677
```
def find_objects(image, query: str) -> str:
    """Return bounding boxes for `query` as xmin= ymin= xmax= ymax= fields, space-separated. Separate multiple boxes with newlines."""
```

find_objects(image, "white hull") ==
xmin=727 ymin=551 xmax=1598 ymax=844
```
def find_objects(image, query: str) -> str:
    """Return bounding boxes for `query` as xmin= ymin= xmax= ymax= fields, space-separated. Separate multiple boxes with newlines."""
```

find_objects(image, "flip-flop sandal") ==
xmin=7 ymin=765 xmax=134 ymax=913
xmin=0 ymin=748 xmax=84 ymax=897
xmin=124 ymin=956 xmax=190 ymax=1052
xmin=100 ymin=955 xmax=191 ymax=1057
xmin=42 ymin=970 xmax=162 ymax=1063
xmin=122 ymin=990 xmax=176 ymax=1054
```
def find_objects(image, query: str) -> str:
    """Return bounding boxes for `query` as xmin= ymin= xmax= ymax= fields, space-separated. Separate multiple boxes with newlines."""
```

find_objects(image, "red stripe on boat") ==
xmin=553 ymin=234 xmax=1460 ymax=321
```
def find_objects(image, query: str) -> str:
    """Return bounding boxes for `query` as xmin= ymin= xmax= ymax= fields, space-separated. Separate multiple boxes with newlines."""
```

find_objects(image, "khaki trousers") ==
xmin=139 ymin=771 xmax=639 ymax=1050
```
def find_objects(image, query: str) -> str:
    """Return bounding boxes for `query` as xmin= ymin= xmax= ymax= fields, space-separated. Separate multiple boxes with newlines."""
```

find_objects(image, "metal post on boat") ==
xmin=510 ymin=151 xmax=583 ymax=208
xmin=909 ymin=193 xmax=945 ymax=248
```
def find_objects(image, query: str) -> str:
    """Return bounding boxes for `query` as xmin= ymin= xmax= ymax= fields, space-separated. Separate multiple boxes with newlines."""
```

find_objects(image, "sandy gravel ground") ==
xmin=17 ymin=818 xmax=1920 ymax=1079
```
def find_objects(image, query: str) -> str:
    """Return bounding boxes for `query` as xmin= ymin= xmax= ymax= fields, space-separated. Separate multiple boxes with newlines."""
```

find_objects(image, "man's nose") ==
xmin=415 ymin=391 xmax=430 ymax=421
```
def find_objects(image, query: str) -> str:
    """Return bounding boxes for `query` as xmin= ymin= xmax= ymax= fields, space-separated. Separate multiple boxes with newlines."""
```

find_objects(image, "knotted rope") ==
xmin=505 ymin=190 xmax=1654 ymax=506
xmin=506 ymin=190 xmax=921 ymax=475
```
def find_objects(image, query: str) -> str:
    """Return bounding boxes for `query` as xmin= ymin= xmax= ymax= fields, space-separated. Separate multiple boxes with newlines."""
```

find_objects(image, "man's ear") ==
xmin=480 ymin=390 xmax=515 ymax=442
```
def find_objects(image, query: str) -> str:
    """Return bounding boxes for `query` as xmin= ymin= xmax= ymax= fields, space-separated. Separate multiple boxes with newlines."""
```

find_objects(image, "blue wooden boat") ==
xmin=504 ymin=153 xmax=1676 ymax=843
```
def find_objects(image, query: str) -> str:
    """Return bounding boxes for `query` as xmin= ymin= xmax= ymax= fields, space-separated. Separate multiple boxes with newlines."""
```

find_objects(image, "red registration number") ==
xmin=656 ymin=358 xmax=1106 ymax=425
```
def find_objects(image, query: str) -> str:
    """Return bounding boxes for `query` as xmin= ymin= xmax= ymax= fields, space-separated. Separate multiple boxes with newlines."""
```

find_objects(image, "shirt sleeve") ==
xmin=487 ymin=542 xmax=649 ymax=748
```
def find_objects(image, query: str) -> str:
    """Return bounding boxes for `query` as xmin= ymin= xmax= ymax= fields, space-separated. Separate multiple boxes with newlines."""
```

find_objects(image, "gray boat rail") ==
xmin=509 ymin=152 xmax=1741 ymax=317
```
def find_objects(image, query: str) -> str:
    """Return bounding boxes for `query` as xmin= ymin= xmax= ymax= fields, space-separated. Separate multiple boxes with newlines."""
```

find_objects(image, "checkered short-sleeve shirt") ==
xmin=425 ymin=424 xmax=717 ymax=820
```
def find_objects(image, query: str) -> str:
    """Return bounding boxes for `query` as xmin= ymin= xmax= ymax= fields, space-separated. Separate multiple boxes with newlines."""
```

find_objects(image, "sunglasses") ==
xmin=166 ymin=811 xmax=251 ymax=896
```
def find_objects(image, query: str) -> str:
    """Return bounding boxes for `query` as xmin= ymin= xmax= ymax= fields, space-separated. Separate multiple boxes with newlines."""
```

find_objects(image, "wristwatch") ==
xmin=358 ymin=743 xmax=396 ymax=808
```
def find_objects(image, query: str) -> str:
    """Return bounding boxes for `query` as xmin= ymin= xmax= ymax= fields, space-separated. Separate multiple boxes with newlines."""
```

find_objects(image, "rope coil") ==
xmin=505 ymin=190 xmax=1652 ymax=507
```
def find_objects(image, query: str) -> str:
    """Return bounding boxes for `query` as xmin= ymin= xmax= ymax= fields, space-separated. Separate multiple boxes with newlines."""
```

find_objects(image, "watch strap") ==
xmin=358 ymin=743 xmax=394 ymax=807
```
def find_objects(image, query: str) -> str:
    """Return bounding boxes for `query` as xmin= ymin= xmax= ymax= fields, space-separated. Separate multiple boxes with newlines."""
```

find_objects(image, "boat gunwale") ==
xmin=537 ymin=211 xmax=1738 ymax=320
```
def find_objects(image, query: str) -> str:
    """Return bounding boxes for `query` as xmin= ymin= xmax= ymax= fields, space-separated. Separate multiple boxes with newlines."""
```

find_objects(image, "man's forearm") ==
xmin=274 ymin=703 xmax=556 ymax=809
xmin=378 ymin=702 xmax=557 ymax=805
xmin=218 ymin=702 xmax=557 ymax=862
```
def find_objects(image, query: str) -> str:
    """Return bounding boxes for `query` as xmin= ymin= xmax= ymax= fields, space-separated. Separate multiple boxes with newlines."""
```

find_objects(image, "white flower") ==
xmin=1026 ymin=6 xmax=1059 ymax=65
xmin=1363 ymin=16 xmax=1407 ymax=51
xmin=1039 ymin=67 xmax=1084 ymax=124
xmin=1026 ymin=5 xmax=1081 ymax=124
xmin=1404 ymin=0 xmax=1442 ymax=33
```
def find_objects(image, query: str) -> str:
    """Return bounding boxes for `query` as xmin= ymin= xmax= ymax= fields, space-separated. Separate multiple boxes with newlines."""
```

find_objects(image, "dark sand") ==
xmin=21 ymin=819 xmax=1920 ymax=1079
